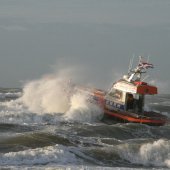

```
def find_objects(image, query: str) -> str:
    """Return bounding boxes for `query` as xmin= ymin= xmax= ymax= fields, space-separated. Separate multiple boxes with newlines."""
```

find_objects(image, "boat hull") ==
xmin=104 ymin=109 xmax=167 ymax=126
xmin=92 ymin=89 xmax=167 ymax=126
xmin=76 ymin=87 xmax=167 ymax=126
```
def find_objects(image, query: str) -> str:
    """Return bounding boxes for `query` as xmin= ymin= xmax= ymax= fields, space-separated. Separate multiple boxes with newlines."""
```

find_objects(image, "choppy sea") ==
xmin=0 ymin=80 xmax=170 ymax=170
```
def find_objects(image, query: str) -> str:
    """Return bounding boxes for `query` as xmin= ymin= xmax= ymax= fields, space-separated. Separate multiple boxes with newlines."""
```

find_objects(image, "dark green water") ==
xmin=0 ymin=89 xmax=170 ymax=169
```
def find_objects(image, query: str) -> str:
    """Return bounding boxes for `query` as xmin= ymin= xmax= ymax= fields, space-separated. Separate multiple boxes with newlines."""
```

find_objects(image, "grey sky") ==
xmin=0 ymin=0 xmax=170 ymax=93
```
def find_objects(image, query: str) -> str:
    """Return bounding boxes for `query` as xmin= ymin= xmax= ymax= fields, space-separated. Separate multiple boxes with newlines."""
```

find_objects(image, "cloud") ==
xmin=0 ymin=25 xmax=27 ymax=31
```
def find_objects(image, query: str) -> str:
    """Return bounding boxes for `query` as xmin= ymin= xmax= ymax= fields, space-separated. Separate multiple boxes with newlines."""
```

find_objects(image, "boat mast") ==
xmin=127 ymin=56 xmax=154 ymax=82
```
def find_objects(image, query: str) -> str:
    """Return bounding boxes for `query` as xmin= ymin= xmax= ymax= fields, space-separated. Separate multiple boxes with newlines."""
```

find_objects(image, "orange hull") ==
xmin=104 ymin=109 xmax=167 ymax=126
xmin=92 ymin=90 xmax=167 ymax=126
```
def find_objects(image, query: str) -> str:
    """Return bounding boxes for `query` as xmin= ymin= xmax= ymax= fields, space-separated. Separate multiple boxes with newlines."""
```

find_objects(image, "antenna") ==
xmin=128 ymin=55 xmax=134 ymax=74
xmin=141 ymin=75 xmax=150 ymax=82
xmin=127 ymin=56 xmax=154 ymax=82
xmin=128 ymin=59 xmax=132 ymax=73
xmin=147 ymin=55 xmax=150 ymax=63
xmin=139 ymin=56 xmax=143 ymax=63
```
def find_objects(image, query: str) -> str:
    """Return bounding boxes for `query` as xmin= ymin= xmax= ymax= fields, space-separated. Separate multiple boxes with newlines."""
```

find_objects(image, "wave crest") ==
xmin=21 ymin=70 xmax=103 ymax=123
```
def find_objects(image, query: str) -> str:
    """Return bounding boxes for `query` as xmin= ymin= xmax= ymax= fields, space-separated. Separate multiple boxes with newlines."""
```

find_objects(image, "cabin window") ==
xmin=109 ymin=90 xmax=122 ymax=101
xmin=126 ymin=93 xmax=135 ymax=111
xmin=126 ymin=94 xmax=144 ymax=113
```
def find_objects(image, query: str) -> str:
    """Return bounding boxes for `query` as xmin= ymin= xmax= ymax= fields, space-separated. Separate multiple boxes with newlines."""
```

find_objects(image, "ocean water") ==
xmin=0 ymin=77 xmax=170 ymax=170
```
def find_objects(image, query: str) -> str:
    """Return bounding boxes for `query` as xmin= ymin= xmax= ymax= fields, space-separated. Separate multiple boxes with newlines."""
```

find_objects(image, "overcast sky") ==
xmin=0 ymin=0 xmax=170 ymax=93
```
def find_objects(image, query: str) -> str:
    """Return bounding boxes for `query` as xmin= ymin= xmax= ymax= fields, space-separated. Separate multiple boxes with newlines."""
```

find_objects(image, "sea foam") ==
xmin=21 ymin=70 xmax=103 ymax=123
xmin=0 ymin=145 xmax=82 ymax=166
xmin=118 ymin=139 xmax=170 ymax=168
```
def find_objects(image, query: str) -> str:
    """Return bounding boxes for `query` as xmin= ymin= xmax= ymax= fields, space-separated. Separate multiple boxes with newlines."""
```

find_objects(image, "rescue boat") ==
xmin=76 ymin=56 xmax=168 ymax=126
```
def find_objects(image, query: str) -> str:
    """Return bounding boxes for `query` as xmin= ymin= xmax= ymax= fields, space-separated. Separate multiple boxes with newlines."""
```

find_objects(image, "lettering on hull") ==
xmin=105 ymin=100 xmax=125 ymax=111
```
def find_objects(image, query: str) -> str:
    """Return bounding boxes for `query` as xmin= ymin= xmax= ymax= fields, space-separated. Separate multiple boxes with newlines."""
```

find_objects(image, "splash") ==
xmin=22 ymin=76 xmax=70 ymax=113
xmin=118 ymin=139 xmax=170 ymax=168
xmin=65 ymin=92 xmax=103 ymax=123
xmin=21 ymin=69 xmax=103 ymax=123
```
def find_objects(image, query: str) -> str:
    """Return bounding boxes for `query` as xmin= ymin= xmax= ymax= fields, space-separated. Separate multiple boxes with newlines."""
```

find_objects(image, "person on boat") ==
xmin=126 ymin=93 xmax=134 ymax=111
